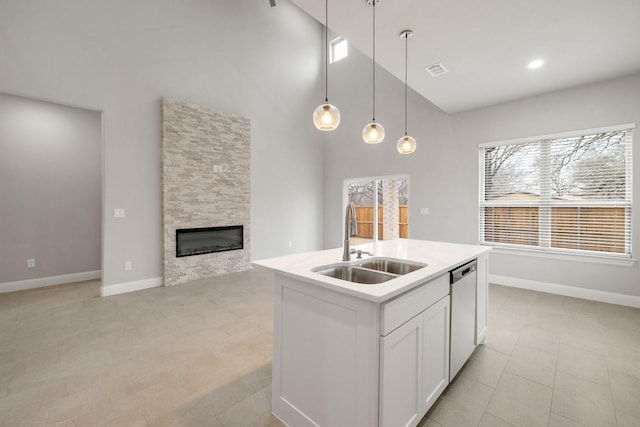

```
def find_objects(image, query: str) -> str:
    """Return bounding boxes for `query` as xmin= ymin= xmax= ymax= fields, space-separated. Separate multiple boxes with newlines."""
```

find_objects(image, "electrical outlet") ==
xmin=124 ymin=261 xmax=132 ymax=271
xmin=27 ymin=258 xmax=36 ymax=268
xmin=420 ymin=208 xmax=430 ymax=216
xmin=114 ymin=208 xmax=126 ymax=218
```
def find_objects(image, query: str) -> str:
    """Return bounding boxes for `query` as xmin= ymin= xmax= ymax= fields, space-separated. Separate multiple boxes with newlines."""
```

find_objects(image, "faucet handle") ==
xmin=357 ymin=250 xmax=373 ymax=259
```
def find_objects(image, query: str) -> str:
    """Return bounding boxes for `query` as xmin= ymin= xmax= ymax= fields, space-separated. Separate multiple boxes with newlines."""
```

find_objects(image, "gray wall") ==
xmin=2 ymin=0 xmax=637 ymax=297
xmin=0 ymin=0 xmax=325 ymax=288
xmin=0 ymin=93 xmax=101 ymax=283
xmin=323 ymin=58 xmax=640 ymax=297
xmin=451 ymin=73 xmax=640 ymax=297
xmin=322 ymin=37 xmax=459 ymax=249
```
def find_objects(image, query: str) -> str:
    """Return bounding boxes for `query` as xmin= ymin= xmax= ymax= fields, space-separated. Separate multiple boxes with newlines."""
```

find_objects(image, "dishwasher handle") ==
xmin=450 ymin=259 xmax=477 ymax=284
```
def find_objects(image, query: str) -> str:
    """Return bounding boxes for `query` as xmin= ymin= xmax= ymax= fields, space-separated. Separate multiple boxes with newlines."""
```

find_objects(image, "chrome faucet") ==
xmin=343 ymin=202 xmax=356 ymax=261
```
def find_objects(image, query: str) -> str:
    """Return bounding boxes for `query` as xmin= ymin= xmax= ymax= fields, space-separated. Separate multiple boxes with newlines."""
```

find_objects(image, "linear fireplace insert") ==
xmin=176 ymin=225 xmax=243 ymax=257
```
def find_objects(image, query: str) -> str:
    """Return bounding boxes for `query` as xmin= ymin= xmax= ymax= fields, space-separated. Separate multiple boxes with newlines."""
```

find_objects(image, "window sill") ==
xmin=485 ymin=245 xmax=637 ymax=267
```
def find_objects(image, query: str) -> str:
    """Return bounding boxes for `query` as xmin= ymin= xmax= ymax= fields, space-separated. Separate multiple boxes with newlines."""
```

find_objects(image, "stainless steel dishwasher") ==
xmin=449 ymin=259 xmax=477 ymax=381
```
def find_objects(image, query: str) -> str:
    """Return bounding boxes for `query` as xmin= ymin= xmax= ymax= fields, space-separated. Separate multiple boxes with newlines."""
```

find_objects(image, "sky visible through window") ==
xmin=484 ymin=130 xmax=627 ymax=201
xmin=330 ymin=37 xmax=348 ymax=63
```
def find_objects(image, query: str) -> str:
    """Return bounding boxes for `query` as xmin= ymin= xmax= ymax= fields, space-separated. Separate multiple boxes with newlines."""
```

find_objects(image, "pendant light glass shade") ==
xmin=397 ymin=135 xmax=416 ymax=154
xmin=363 ymin=122 xmax=385 ymax=144
xmin=313 ymin=0 xmax=340 ymax=131
xmin=362 ymin=0 xmax=384 ymax=144
xmin=397 ymin=29 xmax=416 ymax=154
xmin=313 ymin=103 xmax=340 ymax=131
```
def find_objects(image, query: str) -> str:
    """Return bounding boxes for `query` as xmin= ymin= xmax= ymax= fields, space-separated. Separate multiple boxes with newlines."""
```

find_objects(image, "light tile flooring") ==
xmin=422 ymin=284 xmax=640 ymax=427
xmin=1 ymin=270 xmax=639 ymax=426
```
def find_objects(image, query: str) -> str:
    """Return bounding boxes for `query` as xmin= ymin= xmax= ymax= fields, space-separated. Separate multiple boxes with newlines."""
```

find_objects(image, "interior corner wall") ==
xmin=322 ymin=40 xmax=640 ymax=298
xmin=450 ymin=73 xmax=640 ymax=297
xmin=161 ymin=98 xmax=250 ymax=286
xmin=321 ymin=34 xmax=460 ymax=250
xmin=0 ymin=0 xmax=325 ymax=291
xmin=0 ymin=92 xmax=101 ymax=284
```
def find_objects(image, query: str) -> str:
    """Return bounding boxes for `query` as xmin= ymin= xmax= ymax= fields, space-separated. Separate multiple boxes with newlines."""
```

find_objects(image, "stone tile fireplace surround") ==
xmin=161 ymin=98 xmax=250 ymax=286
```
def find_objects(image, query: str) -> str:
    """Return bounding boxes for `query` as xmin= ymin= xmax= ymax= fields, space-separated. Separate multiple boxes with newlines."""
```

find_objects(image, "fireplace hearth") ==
xmin=176 ymin=226 xmax=243 ymax=257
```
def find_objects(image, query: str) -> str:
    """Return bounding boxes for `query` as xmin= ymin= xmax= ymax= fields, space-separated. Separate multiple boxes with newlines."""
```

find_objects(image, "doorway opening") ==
xmin=0 ymin=92 xmax=102 ymax=294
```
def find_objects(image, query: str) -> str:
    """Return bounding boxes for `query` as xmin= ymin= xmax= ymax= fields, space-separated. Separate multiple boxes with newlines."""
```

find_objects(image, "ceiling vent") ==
xmin=426 ymin=62 xmax=448 ymax=76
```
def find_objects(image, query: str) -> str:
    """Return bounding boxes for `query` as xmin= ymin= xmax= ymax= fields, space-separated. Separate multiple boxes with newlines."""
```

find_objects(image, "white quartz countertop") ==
xmin=251 ymin=239 xmax=491 ymax=303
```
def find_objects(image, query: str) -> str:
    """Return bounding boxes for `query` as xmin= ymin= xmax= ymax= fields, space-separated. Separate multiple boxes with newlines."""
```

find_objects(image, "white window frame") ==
xmin=478 ymin=123 xmax=635 ymax=265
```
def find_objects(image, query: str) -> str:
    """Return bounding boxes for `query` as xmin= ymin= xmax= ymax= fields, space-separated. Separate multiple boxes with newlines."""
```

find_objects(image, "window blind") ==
xmin=479 ymin=125 xmax=634 ymax=257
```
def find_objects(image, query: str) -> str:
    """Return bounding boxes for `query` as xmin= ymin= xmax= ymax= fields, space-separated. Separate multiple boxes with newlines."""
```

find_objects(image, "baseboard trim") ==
xmin=489 ymin=274 xmax=640 ymax=309
xmin=0 ymin=270 xmax=102 ymax=294
xmin=101 ymin=276 xmax=162 ymax=297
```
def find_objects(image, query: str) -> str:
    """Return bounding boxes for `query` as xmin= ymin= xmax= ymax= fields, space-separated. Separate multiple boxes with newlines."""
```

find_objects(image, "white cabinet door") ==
xmin=380 ymin=314 xmax=423 ymax=427
xmin=422 ymin=296 xmax=450 ymax=410
xmin=380 ymin=295 xmax=450 ymax=427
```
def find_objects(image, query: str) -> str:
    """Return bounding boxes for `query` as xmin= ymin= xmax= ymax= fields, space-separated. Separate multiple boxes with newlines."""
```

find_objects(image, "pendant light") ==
xmin=313 ymin=0 xmax=340 ymax=131
xmin=397 ymin=30 xmax=416 ymax=154
xmin=362 ymin=0 xmax=385 ymax=144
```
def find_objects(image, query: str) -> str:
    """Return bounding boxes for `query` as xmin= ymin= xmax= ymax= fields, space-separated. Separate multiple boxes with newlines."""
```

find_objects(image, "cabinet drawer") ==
xmin=381 ymin=274 xmax=449 ymax=336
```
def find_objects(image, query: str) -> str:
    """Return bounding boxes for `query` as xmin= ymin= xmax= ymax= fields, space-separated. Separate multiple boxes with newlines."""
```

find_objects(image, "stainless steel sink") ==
xmin=314 ymin=266 xmax=396 ymax=284
xmin=312 ymin=258 xmax=426 ymax=285
xmin=357 ymin=259 xmax=426 ymax=275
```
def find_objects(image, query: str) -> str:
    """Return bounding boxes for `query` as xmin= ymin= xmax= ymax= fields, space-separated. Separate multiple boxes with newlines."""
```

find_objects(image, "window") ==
xmin=479 ymin=124 xmax=634 ymax=258
xmin=330 ymin=37 xmax=348 ymax=63
xmin=345 ymin=176 xmax=409 ymax=244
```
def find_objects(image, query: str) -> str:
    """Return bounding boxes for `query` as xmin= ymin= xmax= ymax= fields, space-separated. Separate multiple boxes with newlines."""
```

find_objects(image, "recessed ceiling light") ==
xmin=527 ymin=59 xmax=544 ymax=69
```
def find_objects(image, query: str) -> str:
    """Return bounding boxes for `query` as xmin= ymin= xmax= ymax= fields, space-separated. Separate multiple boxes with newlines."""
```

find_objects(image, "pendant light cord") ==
xmin=324 ymin=0 xmax=329 ymax=103
xmin=372 ymin=1 xmax=376 ymax=121
xmin=404 ymin=32 xmax=408 ymax=135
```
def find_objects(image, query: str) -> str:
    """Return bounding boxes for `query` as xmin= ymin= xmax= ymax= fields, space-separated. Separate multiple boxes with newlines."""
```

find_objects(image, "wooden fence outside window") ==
xmin=353 ymin=205 xmax=409 ymax=240
xmin=484 ymin=206 xmax=626 ymax=254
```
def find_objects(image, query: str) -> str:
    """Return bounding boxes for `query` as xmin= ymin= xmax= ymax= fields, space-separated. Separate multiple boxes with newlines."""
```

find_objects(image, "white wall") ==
xmin=0 ymin=93 xmax=101 ymax=283
xmin=2 ymin=1 xmax=637 ymax=298
xmin=451 ymin=73 xmax=640 ymax=298
xmin=323 ymin=43 xmax=640 ymax=298
xmin=0 ymin=0 xmax=325 ymax=289
xmin=322 ymin=37 xmax=460 ymax=249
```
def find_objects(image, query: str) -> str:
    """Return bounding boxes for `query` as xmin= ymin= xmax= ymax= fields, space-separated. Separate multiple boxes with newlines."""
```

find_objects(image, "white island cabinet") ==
xmin=252 ymin=239 xmax=491 ymax=427
xmin=379 ymin=273 xmax=450 ymax=427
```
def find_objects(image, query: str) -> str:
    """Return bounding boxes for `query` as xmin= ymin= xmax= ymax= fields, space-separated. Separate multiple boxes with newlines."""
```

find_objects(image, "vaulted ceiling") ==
xmin=290 ymin=0 xmax=640 ymax=113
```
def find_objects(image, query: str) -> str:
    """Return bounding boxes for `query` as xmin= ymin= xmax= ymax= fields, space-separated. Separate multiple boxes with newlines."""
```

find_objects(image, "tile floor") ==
xmin=1 ymin=270 xmax=639 ymax=426
xmin=422 ymin=283 xmax=640 ymax=427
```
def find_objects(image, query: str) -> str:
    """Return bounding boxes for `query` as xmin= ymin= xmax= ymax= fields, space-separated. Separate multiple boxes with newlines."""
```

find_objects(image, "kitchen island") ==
xmin=252 ymin=239 xmax=491 ymax=427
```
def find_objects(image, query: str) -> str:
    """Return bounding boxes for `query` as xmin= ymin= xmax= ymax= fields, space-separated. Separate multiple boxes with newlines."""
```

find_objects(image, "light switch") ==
xmin=114 ymin=208 xmax=126 ymax=218
xmin=27 ymin=258 xmax=36 ymax=268
xmin=420 ymin=208 xmax=430 ymax=216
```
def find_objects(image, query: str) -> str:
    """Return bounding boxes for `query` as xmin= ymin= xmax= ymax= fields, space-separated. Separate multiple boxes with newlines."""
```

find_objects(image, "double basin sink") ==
xmin=312 ymin=258 xmax=426 ymax=285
